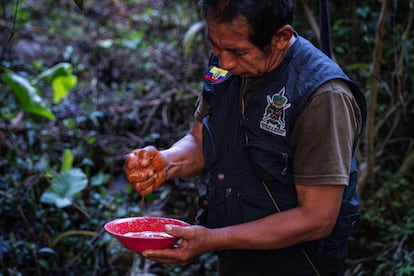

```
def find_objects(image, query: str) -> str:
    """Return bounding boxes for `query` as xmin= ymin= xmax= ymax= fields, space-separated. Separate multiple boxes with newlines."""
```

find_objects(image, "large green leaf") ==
xmin=40 ymin=168 xmax=88 ymax=208
xmin=52 ymin=75 xmax=77 ymax=104
xmin=36 ymin=62 xmax=74 ymax=82
xmin=36 ymin=62 xmax=77 ymax=104
xmin=3 ymin=72 xmax=55 ymax=120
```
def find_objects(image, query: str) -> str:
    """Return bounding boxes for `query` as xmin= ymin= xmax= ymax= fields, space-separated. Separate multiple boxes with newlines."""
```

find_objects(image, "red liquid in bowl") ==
xmin=104 ymin=217 xmax=189 ymax=252
xmin=123 ymin=231 xmax=173 ymax=238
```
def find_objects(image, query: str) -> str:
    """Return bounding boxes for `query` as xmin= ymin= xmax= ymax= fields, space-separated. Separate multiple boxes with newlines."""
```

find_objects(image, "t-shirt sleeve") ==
xmin=194 ymin=92 xmax=207 ymax=122
xmin=291 ymin=79 xmax=362 ymax=186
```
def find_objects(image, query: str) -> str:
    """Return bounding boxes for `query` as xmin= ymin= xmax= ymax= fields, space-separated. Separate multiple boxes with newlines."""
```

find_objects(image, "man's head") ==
xmin=198 ymin=0 xmax=296 ymax=77
xmin=198 ymin=0 xmax=294 ymax=51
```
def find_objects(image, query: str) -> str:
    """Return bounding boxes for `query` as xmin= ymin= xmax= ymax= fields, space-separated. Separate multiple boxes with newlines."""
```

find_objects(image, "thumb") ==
xmin=164 ymin=224 xmax=188 ymax=238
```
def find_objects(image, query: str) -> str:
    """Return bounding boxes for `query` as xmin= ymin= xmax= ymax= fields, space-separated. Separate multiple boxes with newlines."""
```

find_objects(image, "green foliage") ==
xmin=40 ymin=168 xmax=87 ymax=208
xmin=1 ymin=1 xmax=201 ymax=274
xmin=353 ymin=175 xmax=414 ymax=274
xmin=2 ymin=62 xmax=77 ymax=120
xmin=3 ymin=72 xmax=55 ymax=120
xmin=90 ymin=171 xmax=110 ymax=187
xmin=73 ymin=0 xmax=83 ymax=10
xmin=97 ymin=30 xmax=146 ymax=51
xmin=182 ymin=21 xmax=205 ymax=58
xmin=60 ymin=149 xmax=74 ymax=173
xmin=36 ymin=62 xmax=78 ymax=104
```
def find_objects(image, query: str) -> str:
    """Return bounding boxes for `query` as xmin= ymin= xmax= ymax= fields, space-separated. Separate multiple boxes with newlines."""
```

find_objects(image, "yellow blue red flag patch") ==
xmin=203 ymin=66 xmax=231 ymax=83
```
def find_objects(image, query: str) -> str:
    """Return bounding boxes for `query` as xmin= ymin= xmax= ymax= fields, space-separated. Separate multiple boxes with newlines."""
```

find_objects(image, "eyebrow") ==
xmin=207 ymin=35 xmax=250 ymax=54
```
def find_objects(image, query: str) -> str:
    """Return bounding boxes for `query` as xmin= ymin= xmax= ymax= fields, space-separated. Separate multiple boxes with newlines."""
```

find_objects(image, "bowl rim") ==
xmin=104 ymin=216 xmax=189 ymax=238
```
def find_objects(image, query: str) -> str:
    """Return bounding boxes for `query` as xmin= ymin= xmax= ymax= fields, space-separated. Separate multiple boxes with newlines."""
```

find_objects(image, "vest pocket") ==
xmin=245 ymin=143 xmax=291 ymax=182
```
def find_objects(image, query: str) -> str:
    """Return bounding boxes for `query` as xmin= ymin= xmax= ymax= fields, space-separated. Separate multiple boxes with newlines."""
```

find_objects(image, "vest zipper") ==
xmin=262 ymin=181 xmax=321 ymax=276
xmin=240 ymin=77 xmax=248 ymax=144
xmin=240 ymin=77 xmax=247 ymax=119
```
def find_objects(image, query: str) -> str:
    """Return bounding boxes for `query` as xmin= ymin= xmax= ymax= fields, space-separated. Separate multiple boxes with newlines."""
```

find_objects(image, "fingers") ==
xmin=164 ymin=224 xmax=188 ymax=238
xmin=124 ymin=151 xmax=140 ymax=170
xmin=136 ymin=146 xmax=158 ymax=167
xmin=150 ymin=151 xmax=166 ymax=170
xmin=124 ymin=146 xmax=166 ymax=196
xmin=126 ymin=167 xmax=154 ymax=182
xmin=141 ymin=225 xmax=207 ymax=266
xmin=124 ymin=147 xmax=155 ymax=169
xmin=142 ymin=248 xmax=193 ymax=266
xmin=130 ymin=177 xmax=154 ymax=195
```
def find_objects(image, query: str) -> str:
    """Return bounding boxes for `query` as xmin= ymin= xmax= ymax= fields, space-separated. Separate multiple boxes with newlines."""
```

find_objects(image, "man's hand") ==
xmin=141 ymin=224 xmax=211 ymax=266
xmin=124 ymin=146 xmax=167 ymax=196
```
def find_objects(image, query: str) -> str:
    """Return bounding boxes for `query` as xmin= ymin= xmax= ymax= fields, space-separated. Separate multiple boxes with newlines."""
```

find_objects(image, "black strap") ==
xmin=319 ymin=0 xmax=332 ymax=58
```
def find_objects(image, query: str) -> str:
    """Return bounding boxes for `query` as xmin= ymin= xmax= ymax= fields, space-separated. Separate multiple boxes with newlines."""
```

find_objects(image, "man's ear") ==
xmin=273 ymin=25 xmax=294 ymax=50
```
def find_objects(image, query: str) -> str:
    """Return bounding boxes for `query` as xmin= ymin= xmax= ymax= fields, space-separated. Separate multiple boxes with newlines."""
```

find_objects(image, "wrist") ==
xmin=159 ymin=151 xmax=170 ymax=180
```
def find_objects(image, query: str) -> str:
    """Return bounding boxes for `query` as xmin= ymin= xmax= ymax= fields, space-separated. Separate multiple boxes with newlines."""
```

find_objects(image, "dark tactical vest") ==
xmin=199 ymin=36 xmax=367 ymax=274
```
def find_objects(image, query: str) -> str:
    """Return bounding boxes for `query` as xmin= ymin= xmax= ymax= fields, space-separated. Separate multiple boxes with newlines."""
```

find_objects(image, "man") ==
xmin=124 ymin=0 xmax=366 ymax=275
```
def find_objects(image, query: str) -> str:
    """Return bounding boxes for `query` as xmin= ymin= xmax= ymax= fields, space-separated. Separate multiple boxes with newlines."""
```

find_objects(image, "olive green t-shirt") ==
xmin=194 ymin=79 xmax=363 ymax=186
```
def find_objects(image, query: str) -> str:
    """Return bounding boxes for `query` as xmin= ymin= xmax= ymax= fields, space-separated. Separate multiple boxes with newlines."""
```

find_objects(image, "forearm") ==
xmin=161 ymin=121 xmax=204 ymax=180
xmin=210 ymin=208 xmax=323 ymax=251
xmin=207 ymin=185 xmax=344 ymax=251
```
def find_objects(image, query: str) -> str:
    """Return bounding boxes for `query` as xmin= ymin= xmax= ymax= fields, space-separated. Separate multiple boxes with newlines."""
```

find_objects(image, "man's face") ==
xmin=207 ymin=17 xmax=278 ymax=77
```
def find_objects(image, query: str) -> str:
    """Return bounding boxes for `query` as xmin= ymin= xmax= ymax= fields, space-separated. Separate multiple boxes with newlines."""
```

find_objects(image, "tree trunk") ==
xmin=360 ymin=0 xmax=391 ymax=197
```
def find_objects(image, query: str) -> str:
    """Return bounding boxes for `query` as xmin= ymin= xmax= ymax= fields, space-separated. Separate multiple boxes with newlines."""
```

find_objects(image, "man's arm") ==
xmin=141 ymin=184 xmax=344 ymax=266
xmin=124 ymin=120 xmax=204 ymax=195
xmin=208 ymin=184 xmax=344 ymax=250
xmin=161 ymin=120 xmax=204 ymax=180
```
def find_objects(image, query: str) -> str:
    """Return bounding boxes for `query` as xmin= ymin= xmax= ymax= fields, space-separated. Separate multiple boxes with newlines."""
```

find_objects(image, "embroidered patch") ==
xmin=260 ymin=87 xmax=291 ymax=136
xmin=203 ymin=66 xmax=231 ymax=83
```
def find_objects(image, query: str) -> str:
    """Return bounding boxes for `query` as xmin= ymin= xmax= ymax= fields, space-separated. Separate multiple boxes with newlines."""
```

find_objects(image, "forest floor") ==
xmin=1 ymin=0 xmax=214 ymax=274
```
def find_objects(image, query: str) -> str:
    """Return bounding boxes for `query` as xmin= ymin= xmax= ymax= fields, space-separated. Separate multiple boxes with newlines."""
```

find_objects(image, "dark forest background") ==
xmin=1 ymin=0 xmax=413 ymax=275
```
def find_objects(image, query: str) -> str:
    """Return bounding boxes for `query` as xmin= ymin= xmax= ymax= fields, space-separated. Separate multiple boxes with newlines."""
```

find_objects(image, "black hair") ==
xmin=198 ymin=0 xmax=295 ymax=51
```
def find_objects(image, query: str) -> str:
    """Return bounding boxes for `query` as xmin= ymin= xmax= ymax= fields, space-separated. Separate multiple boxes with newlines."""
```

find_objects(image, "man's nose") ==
xmin=218 ymin=51 xmax=236 ymax=71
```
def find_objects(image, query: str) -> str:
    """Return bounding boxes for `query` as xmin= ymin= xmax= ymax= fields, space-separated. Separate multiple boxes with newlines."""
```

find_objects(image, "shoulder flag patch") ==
xmin=204 ymin=66 xmax=231 ymax=84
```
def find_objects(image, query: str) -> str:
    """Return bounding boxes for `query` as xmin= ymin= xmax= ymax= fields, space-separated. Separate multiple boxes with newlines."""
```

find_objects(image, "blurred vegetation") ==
xmin=0 ymin=0 xmax=413 ymax=275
